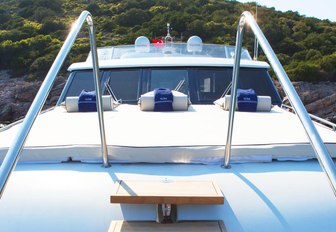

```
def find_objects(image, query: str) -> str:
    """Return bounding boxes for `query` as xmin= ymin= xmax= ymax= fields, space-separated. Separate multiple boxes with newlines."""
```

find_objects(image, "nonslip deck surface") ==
xmin=108 ymin=220 xmax=227 ymax=232
xmin=110 ymin=180 xmax=224 ymax=204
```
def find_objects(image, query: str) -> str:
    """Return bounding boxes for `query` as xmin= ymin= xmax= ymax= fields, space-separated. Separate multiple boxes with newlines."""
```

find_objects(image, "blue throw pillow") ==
xmin=154 ymin=88 xmax=173 ymax=112
xmin=237 ymin=88 xmax=258 ymax=112
xmin=78 ymin=90 xmax=97 ymax=112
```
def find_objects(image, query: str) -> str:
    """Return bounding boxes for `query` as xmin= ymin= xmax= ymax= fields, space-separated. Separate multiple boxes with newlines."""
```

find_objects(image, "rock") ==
xmin=306 ymin=93 xmax=336 ymax=111
xmin=0 ymin=104 xmax=13 ymax=122
xmin=275 ymin=81 xmax=336 ymax=122
xmin=14 ymin=81 xmax=39 ymax=102
xmin=0 ymin=70 xmax=11 ymax=83
xmin=0 ymin=71 xmax=66 ymax=124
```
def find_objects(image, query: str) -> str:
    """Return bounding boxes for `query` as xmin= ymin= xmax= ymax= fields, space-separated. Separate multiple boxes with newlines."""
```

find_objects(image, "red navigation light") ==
xmin=152 ymin=38 xmax=164 ymax=48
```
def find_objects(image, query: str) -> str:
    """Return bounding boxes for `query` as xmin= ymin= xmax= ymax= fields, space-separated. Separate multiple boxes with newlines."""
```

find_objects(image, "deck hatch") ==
xmin=110 ymin=180 xmax=224 ymax=205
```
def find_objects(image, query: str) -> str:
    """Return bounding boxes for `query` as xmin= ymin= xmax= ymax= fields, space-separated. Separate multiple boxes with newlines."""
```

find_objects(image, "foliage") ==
xmin=0 ymin=0 xmax=335 ymax=82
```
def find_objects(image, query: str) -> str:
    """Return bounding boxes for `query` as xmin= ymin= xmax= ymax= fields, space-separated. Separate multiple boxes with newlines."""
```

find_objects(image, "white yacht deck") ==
xmin=1 ymin=161 xmax=336 ymax=232
xmin=0 ymin=105 xmax=336 ymax=163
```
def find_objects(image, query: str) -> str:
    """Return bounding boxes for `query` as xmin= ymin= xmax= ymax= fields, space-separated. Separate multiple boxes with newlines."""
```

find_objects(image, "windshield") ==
xmin=86 ymin=43 xmax=252 ymax=62
xmin=60 ymin=67 xmax=281 ymax=106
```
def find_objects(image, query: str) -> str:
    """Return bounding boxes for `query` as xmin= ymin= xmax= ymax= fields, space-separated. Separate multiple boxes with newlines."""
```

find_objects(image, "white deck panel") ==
xmin=0 ymin=105 xmax=336 ymax=163
xmin=0 ymin=161 xmax=336 ymax=232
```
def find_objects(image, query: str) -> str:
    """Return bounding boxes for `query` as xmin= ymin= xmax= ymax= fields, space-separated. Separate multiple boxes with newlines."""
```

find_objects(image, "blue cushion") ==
xmin=154 ymin=88 xmax=173 ymax=112
xmin=78 ymin=90 xmax=97 ymax=112
xmin=237 ymin=89 xmax=258 ymax=112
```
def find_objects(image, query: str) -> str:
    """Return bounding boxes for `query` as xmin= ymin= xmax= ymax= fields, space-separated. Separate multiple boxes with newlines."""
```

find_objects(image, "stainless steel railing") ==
xmin=224 ymin=11 xmax=336 ymax=196
xmin=282 ymin=104 xmax=336 ymax=131
xmin=0 ymin=11 xmax=109 ymax=198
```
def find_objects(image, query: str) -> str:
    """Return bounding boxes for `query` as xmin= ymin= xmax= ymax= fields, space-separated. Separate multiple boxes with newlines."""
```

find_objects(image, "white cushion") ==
xmin=65 ymin=95 xmax=115 ymax=112
xmin=139 ymin=91 xmax=189 ymax=111
xmin=214 ymin=95 xmax=272 ymax=112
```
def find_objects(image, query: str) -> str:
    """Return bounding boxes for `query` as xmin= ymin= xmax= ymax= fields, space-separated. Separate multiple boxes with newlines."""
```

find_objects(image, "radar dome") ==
xmin=135 ymin=36 xmax=150 ymax=53
xmin=187 ymin=36 xmax=202 ymax=53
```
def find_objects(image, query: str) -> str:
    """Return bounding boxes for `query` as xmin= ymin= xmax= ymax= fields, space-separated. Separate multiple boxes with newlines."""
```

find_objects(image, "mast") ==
xmin=253 ymin=1 xmax=259 ymax=60
xmin=164 ymin=23 xmax=173 ymax=43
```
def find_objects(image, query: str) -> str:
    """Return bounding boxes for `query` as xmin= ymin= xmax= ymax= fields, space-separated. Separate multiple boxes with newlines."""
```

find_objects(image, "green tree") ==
xmin=115 ymin=8 xmax=150 ymax=27
xmin=0 ymin=0 xmax=335 ymax=82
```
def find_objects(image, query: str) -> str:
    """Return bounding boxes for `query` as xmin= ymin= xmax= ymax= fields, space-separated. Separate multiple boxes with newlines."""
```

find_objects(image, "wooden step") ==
xmin=110 ymin=180 xmax=224 ymax=205
xmin=108 ymin=220 xmax=227 ymax=232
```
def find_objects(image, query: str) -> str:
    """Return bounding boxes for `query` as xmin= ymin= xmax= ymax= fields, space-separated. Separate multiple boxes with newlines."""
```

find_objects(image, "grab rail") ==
xmin=0 ymin=11 xmax=109 ymax=198
xmin=224 ymin=11 xmax=336 ymax=196
xmin=282 ymin=104 xmax=336 ymax=131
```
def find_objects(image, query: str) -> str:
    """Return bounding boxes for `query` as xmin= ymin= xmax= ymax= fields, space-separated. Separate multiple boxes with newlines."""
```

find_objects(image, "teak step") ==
xmin=110 ymin=180 xmax=224 ymax=205
xmin=108 ymin=220 xmax=227 ymax=232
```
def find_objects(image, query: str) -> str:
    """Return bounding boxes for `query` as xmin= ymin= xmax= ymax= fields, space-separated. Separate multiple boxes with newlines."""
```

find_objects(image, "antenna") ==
xmin=167 ymin=23 xmax=171 ymax=37
xmin=164 ymin=23 xmax=173 ymax=43
xmin=253 ymin=1 xmax=259 ymax=60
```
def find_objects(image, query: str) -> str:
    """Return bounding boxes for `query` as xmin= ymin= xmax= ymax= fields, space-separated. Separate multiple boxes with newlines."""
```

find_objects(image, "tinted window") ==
xmin=61 ymin=67 xmax=281 ymax=106
xmin=107 ymin=69 xmax=140 ymax=102
xmin=65 ymin=71 xmax=95 ymax=97
xmin=190 ymin=68 xmax=281 ymax=105
xmin=193 ymin=69 xmax=231 ymax=103
xmin=239 ymin=68 xmax=282 ymax=105
xmin=150 ymin=69 xmax=189 ymax=94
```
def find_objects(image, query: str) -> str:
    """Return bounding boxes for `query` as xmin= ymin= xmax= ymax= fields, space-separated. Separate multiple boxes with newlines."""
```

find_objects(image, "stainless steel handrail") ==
xmin=224 ymin=11 xmax=336 ymax=196
xmin=282 ymin=104 xmax=336 ymax=131
xmin=87 ymin=15 xmax=110 ymax=169
xmin=0 ymin=11 xmax=109 ymax=198
xmin=222 ymin=17 xmax=246 ymax=169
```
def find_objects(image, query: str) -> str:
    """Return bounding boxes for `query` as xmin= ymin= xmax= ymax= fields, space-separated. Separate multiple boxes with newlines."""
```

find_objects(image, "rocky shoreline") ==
xmin=275 ymin=81 xmax=336 ymax=123
xmin=0 ymin=70 xmax=335 ymax=126
xmin=0 ymin=70 xmax=66 ymax=125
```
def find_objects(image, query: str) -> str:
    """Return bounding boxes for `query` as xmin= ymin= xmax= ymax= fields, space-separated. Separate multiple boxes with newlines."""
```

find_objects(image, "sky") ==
xmin=238 ymin=0 xmax=335 ymax=22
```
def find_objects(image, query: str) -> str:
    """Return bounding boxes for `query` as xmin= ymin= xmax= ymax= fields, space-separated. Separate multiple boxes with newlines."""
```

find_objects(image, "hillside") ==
xmin=0 ymin=0 xmax=335 ymax=81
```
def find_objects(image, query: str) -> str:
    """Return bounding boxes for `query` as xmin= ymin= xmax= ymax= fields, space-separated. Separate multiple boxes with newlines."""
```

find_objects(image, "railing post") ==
xmin=87 ymin=16 xmax=110 ymax=168
xmin=223 ymin=17 xmax=246 ymax=169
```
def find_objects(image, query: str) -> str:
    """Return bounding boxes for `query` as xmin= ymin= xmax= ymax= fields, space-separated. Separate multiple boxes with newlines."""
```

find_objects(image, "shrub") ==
xmin=287 ymin=63 xmax=321 ymax=82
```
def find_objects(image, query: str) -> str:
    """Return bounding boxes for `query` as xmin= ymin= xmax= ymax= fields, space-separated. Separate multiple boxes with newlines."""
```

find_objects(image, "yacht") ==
xmin=0 ymin=11 xmax=336 ymax=232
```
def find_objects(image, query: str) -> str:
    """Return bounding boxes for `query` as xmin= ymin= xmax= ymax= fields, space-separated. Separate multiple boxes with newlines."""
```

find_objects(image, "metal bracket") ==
xmin=156 ymin=204 xmax=177 ymax=223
